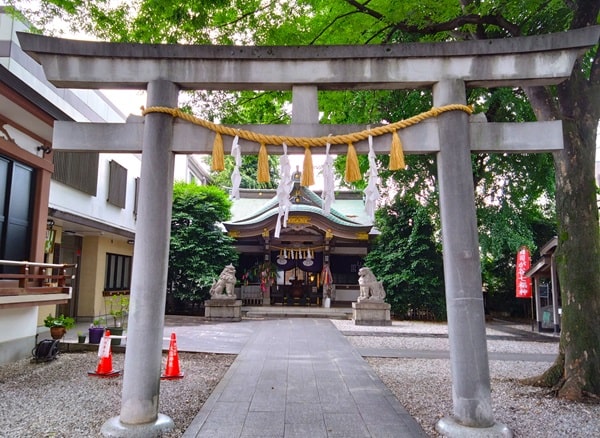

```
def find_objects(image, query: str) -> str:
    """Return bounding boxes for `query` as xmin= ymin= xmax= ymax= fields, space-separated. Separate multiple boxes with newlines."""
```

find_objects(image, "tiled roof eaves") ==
xmin=225 ymin=204 xmax=367 ymax=228
xmin=300 ymin=187 xmax=351 ymax=222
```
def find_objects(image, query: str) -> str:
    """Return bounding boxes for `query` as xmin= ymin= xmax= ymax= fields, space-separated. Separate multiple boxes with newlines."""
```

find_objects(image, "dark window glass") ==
xmin=105 ymin=253 xmax=132 ymax=291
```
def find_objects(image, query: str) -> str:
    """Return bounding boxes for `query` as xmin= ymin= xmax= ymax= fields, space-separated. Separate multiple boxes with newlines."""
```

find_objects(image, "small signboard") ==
xmin=515 ymin=246 xmax=532 ymax=298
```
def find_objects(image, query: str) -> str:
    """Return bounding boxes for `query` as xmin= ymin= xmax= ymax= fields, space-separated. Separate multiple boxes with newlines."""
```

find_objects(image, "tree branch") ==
xmin=216 ymin=0 xmax=276 ymax=30
xmin=384 ymin=14 xmax=522 ymax=39
xmin=343 ymin=0 xmax=522 ymax=39
xmin=343 ymin=0 xmax=385 ymax=22
xmin=309 ymin=10 xmax=362 ymax=45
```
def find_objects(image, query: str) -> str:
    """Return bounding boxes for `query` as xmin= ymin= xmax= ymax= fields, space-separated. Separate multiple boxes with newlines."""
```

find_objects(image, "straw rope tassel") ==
xmin=345 ymin=142 xmax=361 ymax=183
xmin=211 ymin=132 xmax=225 ymax=171
xmin=257 ymin=142 xmax=270 ymax=183
xmin=301 ymin=146 xmax=315 ymax=187
xmin=389 ymin=130 xmax=406 ymax=170
xmin=140 ymin=104 xmax=474 ymax=182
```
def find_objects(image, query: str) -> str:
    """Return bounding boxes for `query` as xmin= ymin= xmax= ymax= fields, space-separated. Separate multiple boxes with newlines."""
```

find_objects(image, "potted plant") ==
xmin=105 ymin=294 xmax=129 ymax=346
xmin=77 ymin=332 xmax=86 ymax=343
xmin=44 ymin=314 xmax=75 ymax=339
xmin=88 ymin=318 xmax=105 ymax=344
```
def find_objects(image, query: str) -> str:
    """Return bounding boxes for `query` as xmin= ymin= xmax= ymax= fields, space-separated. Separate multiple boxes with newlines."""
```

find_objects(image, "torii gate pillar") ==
xmin=101 ymin=80 xmax=179 ymax=436
xmin=434 ymin=80 xmax=509 ymax=436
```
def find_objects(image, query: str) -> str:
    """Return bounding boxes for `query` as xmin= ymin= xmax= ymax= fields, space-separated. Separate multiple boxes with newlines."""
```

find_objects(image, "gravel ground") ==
xmin=0 ymin=351 xmax=234 ymax=438
xmin=1 ymin=319 xmax=598 ymax=437
xmin=331 ymin=319 xmax=600 ymax=438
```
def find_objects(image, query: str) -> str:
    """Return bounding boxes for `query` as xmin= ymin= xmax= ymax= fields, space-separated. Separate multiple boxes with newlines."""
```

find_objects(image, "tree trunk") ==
xmin=524 ymin=37 xmax=600 ymax=399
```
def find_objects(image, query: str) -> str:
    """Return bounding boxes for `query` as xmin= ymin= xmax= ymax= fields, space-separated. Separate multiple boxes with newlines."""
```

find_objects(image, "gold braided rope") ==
xmin=142 ymin=104 xmax=472 ymax=183
xmin=141 ymin=104 xmax=473 ymax=148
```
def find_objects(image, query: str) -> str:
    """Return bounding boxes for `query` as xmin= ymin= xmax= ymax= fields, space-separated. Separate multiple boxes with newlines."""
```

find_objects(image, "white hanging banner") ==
xmin=230 ymin=135 xmax=241 ymax=199
xmin=274 ymin=143 xmax=293 ymax=238
xmin=364 ymin=135 xmax=380 ymax=222
xmin=322 ymin=141 xmax=335 ymax=215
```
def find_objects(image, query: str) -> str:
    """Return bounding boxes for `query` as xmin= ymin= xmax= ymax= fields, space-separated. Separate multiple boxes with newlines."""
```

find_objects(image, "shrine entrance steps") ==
xmin=242 ymin=306 xmax=352 ymax=320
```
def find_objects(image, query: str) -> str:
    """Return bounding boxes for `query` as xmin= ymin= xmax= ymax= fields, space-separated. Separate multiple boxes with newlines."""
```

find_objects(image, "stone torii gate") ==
xmin=19 ymin=27 xmax=600 ymax=437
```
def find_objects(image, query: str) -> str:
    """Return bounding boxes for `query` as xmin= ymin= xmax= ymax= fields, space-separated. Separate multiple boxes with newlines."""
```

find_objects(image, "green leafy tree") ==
xmin=366 ymin=195 xmax=446 ymax=320
xmin=207 ymin=155 xmax=280 ymax=190
xmin=167 ymin=182 xmax=238 ymax=310
xmin=201 ymin=89 xmax=289 ymax=188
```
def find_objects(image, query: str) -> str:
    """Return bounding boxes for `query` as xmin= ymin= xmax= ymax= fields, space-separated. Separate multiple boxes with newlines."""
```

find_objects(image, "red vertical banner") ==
xmin=516 ymin=246 xmax=532 ymax=298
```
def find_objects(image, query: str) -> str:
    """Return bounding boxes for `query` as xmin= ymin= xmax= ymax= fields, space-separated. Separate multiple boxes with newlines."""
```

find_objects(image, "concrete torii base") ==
xmin=436 ymin=416 xmax=512 ymax=438
xmin=101 ymin=413 xmax=174 ymax=438
xmin=204 ymin=298 xmax=242 ymax=322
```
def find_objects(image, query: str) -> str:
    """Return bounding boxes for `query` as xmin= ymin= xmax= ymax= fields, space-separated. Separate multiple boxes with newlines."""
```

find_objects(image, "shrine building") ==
xmin=224 ymin=169 xmax=376 ymax=306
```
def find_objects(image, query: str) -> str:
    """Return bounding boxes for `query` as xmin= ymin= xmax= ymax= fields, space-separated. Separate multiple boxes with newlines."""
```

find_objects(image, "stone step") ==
xmin=243 ymin=306 xmax=352 ymax=319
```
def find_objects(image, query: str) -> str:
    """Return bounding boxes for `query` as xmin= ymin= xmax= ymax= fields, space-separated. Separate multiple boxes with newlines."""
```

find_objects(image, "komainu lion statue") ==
xmin=209 ymin=264 xmax=236 ymax=298
xmin=357 ymin=267 xmax=386 ymax=302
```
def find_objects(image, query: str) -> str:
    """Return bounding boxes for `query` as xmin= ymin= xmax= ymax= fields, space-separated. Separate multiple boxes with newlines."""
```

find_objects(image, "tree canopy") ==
xmin=366 ymin=195 xmax=446 ymax=320
xmin=167 ymin=182 xmax=238 ymax=311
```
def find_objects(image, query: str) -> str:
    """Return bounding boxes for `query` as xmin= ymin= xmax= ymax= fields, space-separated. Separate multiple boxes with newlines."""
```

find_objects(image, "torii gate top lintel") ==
xmin=16 ymin=26 xmax=600 ymax=91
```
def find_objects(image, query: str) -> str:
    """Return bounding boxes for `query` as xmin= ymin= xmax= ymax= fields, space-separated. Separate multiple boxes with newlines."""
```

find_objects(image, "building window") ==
xmin=105 ymin=253 xmax=132 ymax=291
xmin=52 ymin=151 xmax=99 ymax=196
xmin=107 ymin=160 xmax=127 ymax=208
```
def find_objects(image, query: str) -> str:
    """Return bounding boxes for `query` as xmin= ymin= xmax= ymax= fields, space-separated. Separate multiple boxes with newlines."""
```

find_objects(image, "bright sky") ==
xmin=101 ymin=89 xmax=147 ymax=117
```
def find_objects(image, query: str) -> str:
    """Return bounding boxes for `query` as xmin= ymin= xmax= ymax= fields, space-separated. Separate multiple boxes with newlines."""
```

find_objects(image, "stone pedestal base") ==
xmin=101 ymin=413 xmax=174 ymax=437
xmin=436 ymin=417 xmax=512 ymax=437
xmin=204 ymin=299 xmax=242 ymax=322
xmin=352 ymin=301 xmax=391 ymax=326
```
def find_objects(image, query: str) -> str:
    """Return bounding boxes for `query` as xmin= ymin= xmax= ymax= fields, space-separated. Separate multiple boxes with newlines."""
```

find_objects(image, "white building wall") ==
xmin=0 ymin=9 xmax=141 ymax=364
xmin=2 ymin=10 xmax=140 ymax=233
xmin=3 ymin=15 xmax=124 ymax=123
xmin=49 ymin=153 xmax=141 ymax=234
xmin=0 ymin=307 xmax=38 ymax=364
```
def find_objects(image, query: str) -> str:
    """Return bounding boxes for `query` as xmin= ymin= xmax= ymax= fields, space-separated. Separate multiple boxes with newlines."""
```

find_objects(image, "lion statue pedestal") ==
xmin=352 ymin=267 xmax=391 ymax=326
xmin=205 ymin=264 xmax=242 ymax=322
xmin=205 ymin=298 xmax=242 ymax=322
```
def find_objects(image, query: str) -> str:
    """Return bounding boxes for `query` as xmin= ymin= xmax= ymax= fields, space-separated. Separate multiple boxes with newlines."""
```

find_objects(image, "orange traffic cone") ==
xmin=161 ymin=333 xmax=184 ymax=380
xmin=88 ymin=329 xmax=121 ymax=377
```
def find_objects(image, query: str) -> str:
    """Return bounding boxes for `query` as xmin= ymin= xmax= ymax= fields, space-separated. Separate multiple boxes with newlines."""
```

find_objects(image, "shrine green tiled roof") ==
xmin=226 ymin=184 xmax=372 ymax=228
xmin=228 ymin=203 xmax=367 ymax=228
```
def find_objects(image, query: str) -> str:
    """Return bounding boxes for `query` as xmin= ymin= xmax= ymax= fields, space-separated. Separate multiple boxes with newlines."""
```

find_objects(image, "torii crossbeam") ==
xmin=19 ymin=26 xmax=600 ymax=438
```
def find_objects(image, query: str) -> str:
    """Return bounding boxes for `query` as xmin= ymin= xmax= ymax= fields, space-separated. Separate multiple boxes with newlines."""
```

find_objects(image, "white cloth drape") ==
xmin=321 ymin=142 xmax=335 ymax=215
xmin=364 ymin=135 xmax=380 ymax=222
xmin=274 ymin=143 xmax=293 ymax=238
xmin=230 ymin=135 xmax=241 ymax=199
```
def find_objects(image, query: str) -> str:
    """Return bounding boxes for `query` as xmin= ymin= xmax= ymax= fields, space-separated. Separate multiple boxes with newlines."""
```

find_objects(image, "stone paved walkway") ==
xmin=182 ymin=318 xmax=428 ymax=438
